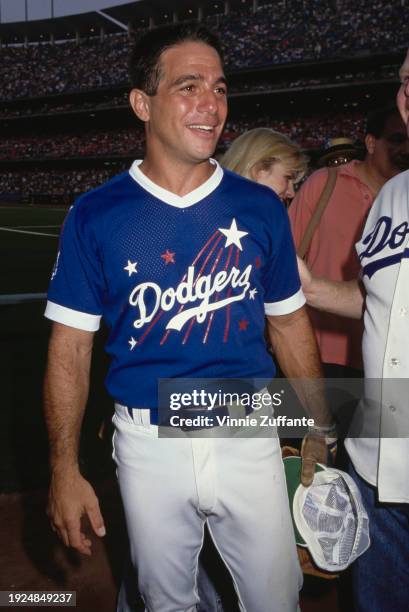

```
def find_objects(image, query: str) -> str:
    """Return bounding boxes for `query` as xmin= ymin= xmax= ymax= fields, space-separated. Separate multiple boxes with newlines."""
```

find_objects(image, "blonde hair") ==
xmin=220 ymin=128 xmax=308 ymax=182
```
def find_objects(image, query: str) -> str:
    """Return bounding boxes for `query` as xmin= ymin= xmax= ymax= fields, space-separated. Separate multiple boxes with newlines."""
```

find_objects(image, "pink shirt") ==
xmin=288 ymin=161 xmax=375 ymax=369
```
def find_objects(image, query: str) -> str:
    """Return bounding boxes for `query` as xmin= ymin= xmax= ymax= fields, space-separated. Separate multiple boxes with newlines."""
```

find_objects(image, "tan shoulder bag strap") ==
xmin=297 ymin=167 xmax=338 ymax=259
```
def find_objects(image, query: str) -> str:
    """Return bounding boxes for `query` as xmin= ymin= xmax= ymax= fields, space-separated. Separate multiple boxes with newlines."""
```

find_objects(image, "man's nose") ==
xmin=198 ymin=89 xmax=218 ymax=113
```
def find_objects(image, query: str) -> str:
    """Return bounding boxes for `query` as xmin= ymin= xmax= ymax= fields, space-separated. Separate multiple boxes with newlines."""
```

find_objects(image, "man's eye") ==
xmin=215 ymin=87 xmax=227 ymax=95
xmin=182 ymin=85 xmax=195 ymax=92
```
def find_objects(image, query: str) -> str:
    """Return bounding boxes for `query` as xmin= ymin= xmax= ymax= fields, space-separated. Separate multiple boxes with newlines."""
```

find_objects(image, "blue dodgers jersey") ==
xmin=46 ymin=161 xmax=304 ymax=410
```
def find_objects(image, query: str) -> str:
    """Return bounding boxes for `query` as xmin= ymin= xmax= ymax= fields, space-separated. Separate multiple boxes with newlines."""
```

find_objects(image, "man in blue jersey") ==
xmin=44 ymin=24 xmax=334 ymax=612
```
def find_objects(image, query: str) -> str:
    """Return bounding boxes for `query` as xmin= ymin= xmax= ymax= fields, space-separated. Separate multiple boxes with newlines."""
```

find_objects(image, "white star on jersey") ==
xmin=218 ymin=219 xmax=248 ymax=251
xmin=249 ymin=288 xmax=258 ymax=299
xmin=128 ymin=337 xmax=137 ymax=350
xmin=124 ymin=260 xmax=138 ymax=276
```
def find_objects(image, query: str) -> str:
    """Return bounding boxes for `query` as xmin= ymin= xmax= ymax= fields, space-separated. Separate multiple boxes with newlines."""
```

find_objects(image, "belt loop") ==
xmin=141 ymin=409 xmax=151 ymax=427
xmin=133 ymin=409 xmax=143 ymax=425
xmin=126 ymin=408 xmax=151 ymax=426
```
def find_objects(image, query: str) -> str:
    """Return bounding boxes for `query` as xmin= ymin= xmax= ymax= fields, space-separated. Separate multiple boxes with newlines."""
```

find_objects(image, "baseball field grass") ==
xmin=0 ymin=204 xmax=67 ymax=295
xmin=0 ymin=204 xmax=112 ymax=493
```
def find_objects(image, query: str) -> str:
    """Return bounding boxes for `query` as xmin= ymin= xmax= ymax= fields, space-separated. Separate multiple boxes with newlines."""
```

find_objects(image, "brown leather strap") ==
xmin=297 ymin=167 xmax=338 ymax=259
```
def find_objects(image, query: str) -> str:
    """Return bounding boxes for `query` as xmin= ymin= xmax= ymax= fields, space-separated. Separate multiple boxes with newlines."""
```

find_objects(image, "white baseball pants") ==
xmin=112 ymin=405 xmax=302 ymax=612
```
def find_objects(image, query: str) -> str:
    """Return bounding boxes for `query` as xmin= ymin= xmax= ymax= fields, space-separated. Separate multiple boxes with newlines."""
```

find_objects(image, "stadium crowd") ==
xmin=0 ymin=129 xmax=145 ymax=160
xmin=0 ymin=0 xmax=406 ymax=101
xmin=0 ymin=0 xmax=401 ymax=199
xmin=0 ymin=111 xmax=367 ymax=199
xmin=0 ymin=94 xmax=128 ymax=119
xmin=0 ymin=35 xmax=130 ymax=101
xmin=221 ymin=112 xmax=365 ymax=149
xmin=216 ymin=0 xmax=407 ymax=67
xmin=0 ymin=167 xmax=125 ymax=199
xmin=0 ymin=64 xmax=398 ymax=119
xmin=0 ymin=112 xmax=365 ymax=162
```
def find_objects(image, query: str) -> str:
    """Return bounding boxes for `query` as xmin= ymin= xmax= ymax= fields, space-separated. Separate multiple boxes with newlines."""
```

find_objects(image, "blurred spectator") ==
xmin=220 ymin=127 xmax=308 ymax=204
xmin=288 ymin=107 xmax=409 ymax=375
xmin=318 ymin=137 xmax=361 ymax=167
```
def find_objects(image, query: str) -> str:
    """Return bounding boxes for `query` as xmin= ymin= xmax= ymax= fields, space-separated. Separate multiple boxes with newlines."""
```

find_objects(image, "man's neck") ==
xmin=354 ymin=158 xmax=388 ymax=196
xmin=139 ymin=156 xmax=215 ymax=197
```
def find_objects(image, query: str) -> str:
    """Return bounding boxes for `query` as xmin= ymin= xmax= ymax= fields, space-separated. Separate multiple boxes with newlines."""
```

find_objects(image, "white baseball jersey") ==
xmin=346 ymin=169 xmax=409 ymax=503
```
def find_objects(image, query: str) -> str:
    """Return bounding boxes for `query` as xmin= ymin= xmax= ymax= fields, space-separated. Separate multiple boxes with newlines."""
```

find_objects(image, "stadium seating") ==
xmin=0 ymin=0 xmax=405 ymax=101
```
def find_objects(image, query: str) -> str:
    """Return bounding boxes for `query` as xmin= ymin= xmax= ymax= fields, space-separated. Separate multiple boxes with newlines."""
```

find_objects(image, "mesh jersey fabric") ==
xmin=45 ymin=161 xmax=304 ymax=410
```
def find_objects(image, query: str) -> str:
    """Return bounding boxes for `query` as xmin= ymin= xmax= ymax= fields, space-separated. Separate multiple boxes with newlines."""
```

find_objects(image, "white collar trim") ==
xmin=128 ymin=159 xmax=223 ymax=208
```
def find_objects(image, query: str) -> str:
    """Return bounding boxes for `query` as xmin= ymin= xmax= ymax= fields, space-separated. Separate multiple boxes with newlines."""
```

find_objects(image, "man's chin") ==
xmin=188 ymin=145 xmax=218 ymax=164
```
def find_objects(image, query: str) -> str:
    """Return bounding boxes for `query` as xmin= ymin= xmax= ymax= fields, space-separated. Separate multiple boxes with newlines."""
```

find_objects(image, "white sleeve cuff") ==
xmin=264 ymin=288 xmax=306 ymax=316
xmin=44 ymin=301 xmax=101 ymax=331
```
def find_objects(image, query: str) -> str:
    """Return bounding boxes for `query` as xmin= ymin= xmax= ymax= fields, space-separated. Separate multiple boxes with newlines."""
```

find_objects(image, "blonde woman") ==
xmin=220 ymin=128 xmax=308 ymax=203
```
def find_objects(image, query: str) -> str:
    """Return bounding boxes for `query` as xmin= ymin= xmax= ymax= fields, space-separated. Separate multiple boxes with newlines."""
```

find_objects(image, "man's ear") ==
xmin=129 ymin=89 xmax=151 ymax=122
xmin=365 ymin=133 xmax=376 ymax=156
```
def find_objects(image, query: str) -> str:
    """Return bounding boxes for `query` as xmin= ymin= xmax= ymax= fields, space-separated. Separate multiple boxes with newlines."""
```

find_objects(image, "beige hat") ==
xmin=318 ymin=137 xmax=358 ymax=167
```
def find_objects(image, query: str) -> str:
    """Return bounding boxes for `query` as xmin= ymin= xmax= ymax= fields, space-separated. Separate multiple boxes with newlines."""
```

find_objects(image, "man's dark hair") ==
xmin=129 ymin=23 xmax=224 ymax=95
xmin=365 ymin=106 xmax=401 ymax=138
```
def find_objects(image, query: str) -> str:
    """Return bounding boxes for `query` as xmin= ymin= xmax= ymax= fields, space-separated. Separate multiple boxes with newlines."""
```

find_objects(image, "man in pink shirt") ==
xmin=289 ymin=107 xmax=409 ymax=375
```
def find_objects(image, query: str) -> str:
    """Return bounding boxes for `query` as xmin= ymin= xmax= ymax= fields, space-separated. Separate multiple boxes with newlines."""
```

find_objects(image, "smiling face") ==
xmin=131 ymin=41 xmax=227 ymax=169
xmin=397 ymin=49 xmax=409 ymax=136
xmin=253 ymin=161 xmax=297 ymax=202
